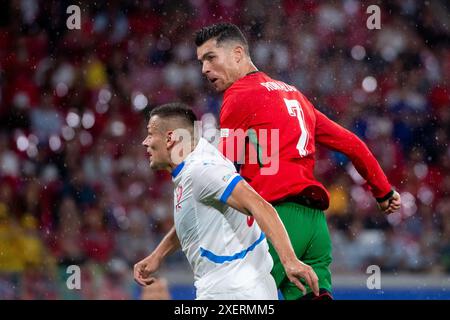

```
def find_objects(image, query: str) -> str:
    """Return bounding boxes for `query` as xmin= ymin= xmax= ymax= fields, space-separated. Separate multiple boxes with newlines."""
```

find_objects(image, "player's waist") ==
xmin=194 ymin=257 xmax=273 ymax=294
xmin=198 ymin=231 xmax=267 ymax=264
xmin=270 ymin=186 xmax=329 ymax=211
xmin=243 ymin=176 xmax=330 ymax=210
xmin=238 ymin=159 xmax=331 ymax=209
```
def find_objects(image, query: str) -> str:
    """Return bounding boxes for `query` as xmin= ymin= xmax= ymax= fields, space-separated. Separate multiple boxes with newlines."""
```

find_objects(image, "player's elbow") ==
xmin=248 ymin=197 xmax=274 ymax=218
xmin=340 ymin=133 xmax=370 ymax=158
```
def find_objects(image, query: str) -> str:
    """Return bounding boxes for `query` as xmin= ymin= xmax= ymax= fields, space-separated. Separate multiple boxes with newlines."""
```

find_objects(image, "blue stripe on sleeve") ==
xmin=219 ymin=175 xmax=243 ymax=203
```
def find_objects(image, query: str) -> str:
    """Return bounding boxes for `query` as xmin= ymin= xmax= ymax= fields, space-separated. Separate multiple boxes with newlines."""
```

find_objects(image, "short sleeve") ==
xmin=191 ymin=161 xmax=243 ymax=204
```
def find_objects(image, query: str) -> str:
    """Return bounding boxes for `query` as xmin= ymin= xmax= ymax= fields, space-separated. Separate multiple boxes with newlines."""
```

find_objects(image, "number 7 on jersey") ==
xmin=283 ymin=98 xmax=309 ymax=157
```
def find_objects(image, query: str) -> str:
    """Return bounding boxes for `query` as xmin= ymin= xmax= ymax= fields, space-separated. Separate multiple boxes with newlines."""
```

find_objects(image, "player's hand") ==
xmin=284 ymin=259 xmax=320 ymax=297
xmin=378 ymin=190 xmax=401 ymax=215
xmin=133 ymin=254 xmax=162 ymax=286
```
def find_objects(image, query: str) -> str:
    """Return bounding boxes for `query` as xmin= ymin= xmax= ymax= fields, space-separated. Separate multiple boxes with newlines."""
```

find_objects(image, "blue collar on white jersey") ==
xmin=171 ymin=161 xmax=185 ymax=178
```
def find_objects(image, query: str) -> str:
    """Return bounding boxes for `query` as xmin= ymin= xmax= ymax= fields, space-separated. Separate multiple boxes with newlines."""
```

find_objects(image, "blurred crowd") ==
xmin=0 ymin=0 xmax=449 ymax=299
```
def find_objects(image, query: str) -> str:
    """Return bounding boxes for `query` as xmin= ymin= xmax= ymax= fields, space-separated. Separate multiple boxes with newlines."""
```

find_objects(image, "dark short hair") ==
xmin=194 ymin=23 xmax=249 ymax=53
xmin=149 ymin=102 xmax=197 ymax=128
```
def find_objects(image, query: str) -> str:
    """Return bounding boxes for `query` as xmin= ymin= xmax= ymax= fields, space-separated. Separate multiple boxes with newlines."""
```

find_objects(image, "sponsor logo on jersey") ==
xmin=222 ymin=173 xmax=232 ymax=182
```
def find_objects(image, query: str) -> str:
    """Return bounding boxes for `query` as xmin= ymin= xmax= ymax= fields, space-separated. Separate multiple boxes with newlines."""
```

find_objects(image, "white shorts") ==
xmin=196 ymin=273 xmax=278 ymax=300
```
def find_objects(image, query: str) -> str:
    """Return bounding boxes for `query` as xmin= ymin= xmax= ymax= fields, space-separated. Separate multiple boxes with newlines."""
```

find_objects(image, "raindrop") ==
xmin=82 ymin=111 xmax=96 ymax=129
xmin=362 ymin=76 xmax=377 ymax=92
xmin=17 ymin=136 xmax=29 ymax=151
xmin=351 ymin=45 xmax=366 ymax=61
xmin=79 ymin=130 xmax=93 ymax=146
xmin=98 ymin=88 xmax=112 ymax=104
xmin=413 ymin=163 xmax=428 ymax=180
xmin=28 ymin=134 xmax=39 ymax=145
xmin=61 ymin=125 xmax=75 ymax=141
xmin=132 ymin=92 xmax=148 ymax=111
xmin=26 ymin=145 xmax=38 ymax=158
xmin=66 ymin=111 xmax=80 ymax=128
xmin=49 ymin=135 xmax=62 ymax=151
xmin=111 ymin=120 xmax=126 ymax=137
xmin=418 ymin=186 xmax=434 ymax=206
xmin=381 ymin=46 xmax=397 ymax=62
xmin=96 ymin=102 xmax=109 ymax=114
xmin=56 ymin=82 xmax=69 ymax=97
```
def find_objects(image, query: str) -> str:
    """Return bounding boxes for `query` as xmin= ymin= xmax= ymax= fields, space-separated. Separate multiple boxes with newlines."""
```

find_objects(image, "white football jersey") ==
xmin=171 ymin=138 xmax=274 ymax=295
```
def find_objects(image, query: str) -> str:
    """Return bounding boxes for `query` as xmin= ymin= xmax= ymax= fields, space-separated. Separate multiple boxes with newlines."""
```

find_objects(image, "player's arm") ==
xmin=314 ymin=108 xmax=401 ymax=214
xmin=226 ymin=179 xmax=319 ymax=296
xmin=133 ymin=226 xmax=180 ymax=286
xmin=192 ymin=163 xmax=318 ymax=295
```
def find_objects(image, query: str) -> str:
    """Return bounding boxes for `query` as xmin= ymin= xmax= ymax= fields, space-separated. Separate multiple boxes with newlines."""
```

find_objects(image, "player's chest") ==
xmin=173 ymin=182 xmax=191 ymax=214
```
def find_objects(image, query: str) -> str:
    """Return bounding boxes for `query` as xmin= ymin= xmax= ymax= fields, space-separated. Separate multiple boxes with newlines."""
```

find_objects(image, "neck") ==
xmin=167 ymin=138 xmax=199 ymax=173
xmin=237 ymin=60 xmax=258 ymax=80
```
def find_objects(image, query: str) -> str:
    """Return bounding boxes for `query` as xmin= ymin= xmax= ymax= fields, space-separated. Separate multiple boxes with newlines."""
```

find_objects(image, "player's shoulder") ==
xmin=222 ymin=73 xmax=267 ymax=114
xmin=224 ymin=72 xmax=265 ymax=97
xmin=187 ymin=142 xmax=223 ymax=169
xmin=187 ymin=155 xmax=233 ymax=182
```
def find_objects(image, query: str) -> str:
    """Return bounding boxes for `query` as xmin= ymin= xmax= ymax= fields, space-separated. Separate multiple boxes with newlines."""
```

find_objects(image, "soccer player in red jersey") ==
xmin=195 ymin=23 xmax=401 ymax=300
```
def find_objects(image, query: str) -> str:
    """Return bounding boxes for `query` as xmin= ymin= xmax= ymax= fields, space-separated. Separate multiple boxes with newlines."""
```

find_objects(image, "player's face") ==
xmin=142 ymin=116 xmax=171 ymax=170
xmin=197 ymin=39 xmax=240 ymax=92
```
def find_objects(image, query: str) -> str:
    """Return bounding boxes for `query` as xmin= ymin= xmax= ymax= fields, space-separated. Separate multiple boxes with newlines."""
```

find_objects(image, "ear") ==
xmin=166 ymin=131 xmax=176 ymax=148
xmin=233 ymin=45 xmax=245 ymax=63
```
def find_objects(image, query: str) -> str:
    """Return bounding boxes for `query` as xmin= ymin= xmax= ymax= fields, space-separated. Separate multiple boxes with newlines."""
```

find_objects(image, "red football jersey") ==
xmin=219 ymin=71 xmax=392 ymax=210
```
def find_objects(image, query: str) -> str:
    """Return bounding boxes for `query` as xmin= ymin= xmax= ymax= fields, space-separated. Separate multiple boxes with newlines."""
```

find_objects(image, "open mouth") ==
xmin=210 ymin=78 xmax=218 ymax=84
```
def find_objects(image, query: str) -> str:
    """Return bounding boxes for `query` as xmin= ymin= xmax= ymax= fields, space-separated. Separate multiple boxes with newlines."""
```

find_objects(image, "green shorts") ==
xmin=268 ymin=202 xmax=332 ymax=300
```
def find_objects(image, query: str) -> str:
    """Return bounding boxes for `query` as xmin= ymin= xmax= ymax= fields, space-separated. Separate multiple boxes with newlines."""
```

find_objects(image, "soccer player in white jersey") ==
xmin=134 ymin=103 xmax=319 ymax=300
